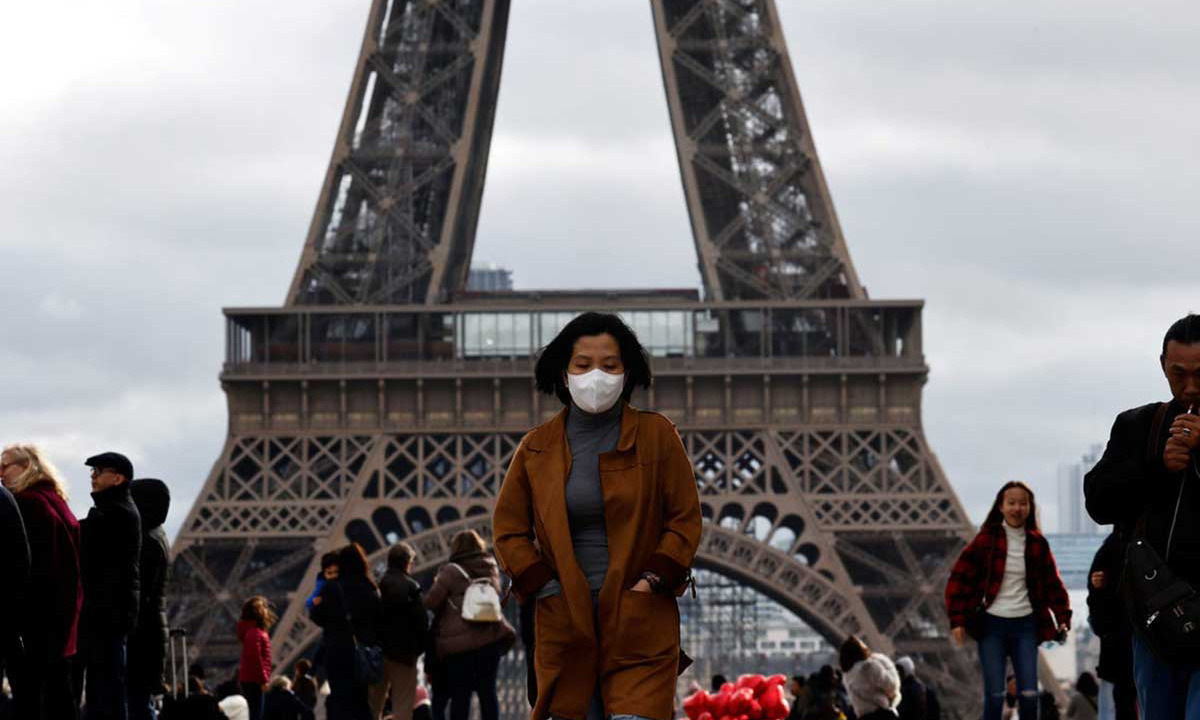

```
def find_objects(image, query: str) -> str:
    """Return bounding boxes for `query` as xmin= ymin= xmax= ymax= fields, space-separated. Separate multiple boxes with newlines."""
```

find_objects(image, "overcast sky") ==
xmin=1 ymin=0 xmax=1195 ymax=541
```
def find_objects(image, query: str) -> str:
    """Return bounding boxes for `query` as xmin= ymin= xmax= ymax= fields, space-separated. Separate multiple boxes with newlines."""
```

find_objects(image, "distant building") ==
xmin=752 ymin=599 xmax=833 ymax=660
xmin=1045 ymin=533 xmax=1106 ymax=591
xmin=1058 ymin=443 xmax=1105 ymax=534
xmin=467 ymin=263 xmax=514 ymax=291
xmin=755 ymin=624 xmax=832 ymax=657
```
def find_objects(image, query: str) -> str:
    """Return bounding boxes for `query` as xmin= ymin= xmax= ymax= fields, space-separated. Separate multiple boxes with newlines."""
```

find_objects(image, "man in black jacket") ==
xmin=371 ymin=541 xmax=427 ymax=720
xmin=127 ymin=479 xmax=170 ymax=720
xmin=77 ymin=451 xmax=142 ymax=720
xmin=1085 ymin=313 xmax=1200 ymax=720
xmin=0 ymin=483 xmax=30 ymax=695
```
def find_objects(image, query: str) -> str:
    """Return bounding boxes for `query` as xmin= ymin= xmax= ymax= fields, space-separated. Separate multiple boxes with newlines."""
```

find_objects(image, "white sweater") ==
xmin=988 ymin=523 xmax=1033 ymax=618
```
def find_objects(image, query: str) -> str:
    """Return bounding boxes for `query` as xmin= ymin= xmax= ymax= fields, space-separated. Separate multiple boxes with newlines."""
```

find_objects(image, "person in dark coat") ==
xmin=786 ymin=676 xmax=810 ymax=720
xmin=127 ymin=479 xmax=171 ymax=720
xmin=77 ymin=451 xmax=142 ymax=720
xmin=372 ymin=541 xmax=427 ymax=720
xmin=290 ymin=661 xmax=317 ymax=711
xmin=262 ymin=677 xmax=314 ymax=720
xmin=1084 ymin=314 xmax=1200 ymax=719
xmin=893 ymin=658 xmax=926 ymax=720
xmin=0 ymin=480 xmax=30 ymax=693
xmin=1086 ymin=531 xmax=1135 ymax=720
xmin=310 ymin=543 xmax=381 ymax=720
xmin=2 ymin=443 xmax=83 ymax=720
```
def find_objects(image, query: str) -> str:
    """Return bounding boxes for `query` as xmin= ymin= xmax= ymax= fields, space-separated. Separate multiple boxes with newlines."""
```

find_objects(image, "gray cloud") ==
xmin=1 ymin=0 xmax=1196 ymax=537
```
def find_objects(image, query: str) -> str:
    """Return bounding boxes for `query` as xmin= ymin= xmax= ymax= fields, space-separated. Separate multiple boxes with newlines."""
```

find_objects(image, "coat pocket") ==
xmin=611 ymin=590 xmax=678 ymax=662
xmin=533 ymin=593 xmax=574 ymax=669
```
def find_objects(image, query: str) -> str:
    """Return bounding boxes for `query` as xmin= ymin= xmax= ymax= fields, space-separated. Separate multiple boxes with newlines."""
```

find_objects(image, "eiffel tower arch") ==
xmin=168 ymin=1 xmax=990 ymax=716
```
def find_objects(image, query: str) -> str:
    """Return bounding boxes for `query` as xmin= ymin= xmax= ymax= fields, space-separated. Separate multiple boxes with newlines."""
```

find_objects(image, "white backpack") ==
xmin=448 ymin=564 xmax=503 ymax=622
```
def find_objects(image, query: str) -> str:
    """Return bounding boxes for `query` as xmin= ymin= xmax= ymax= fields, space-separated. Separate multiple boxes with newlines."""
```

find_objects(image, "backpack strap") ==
xmin=1134 ymin=402 xmax=1172 ymax=538
xmin=446 ymin=562 xmax=472 ymax=583
xmin=443 ymin=563 xmax=473 ymax=612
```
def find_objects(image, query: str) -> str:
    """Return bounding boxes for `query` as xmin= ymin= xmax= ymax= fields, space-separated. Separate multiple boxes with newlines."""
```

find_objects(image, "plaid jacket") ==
xmin=944 ymin=524 xmax=1071 ymax=643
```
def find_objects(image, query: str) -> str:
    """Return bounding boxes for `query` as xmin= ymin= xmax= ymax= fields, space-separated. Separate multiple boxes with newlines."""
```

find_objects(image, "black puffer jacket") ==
xmin=1085 ymin=401 xmax=1200 ymax=583
xmin=128 ymin=479 xmax=170 ymax=693
xmin=80 ymin=482 xmax=142 ymax=637
xmin=378 ymin=564 xmax=427 ymax=664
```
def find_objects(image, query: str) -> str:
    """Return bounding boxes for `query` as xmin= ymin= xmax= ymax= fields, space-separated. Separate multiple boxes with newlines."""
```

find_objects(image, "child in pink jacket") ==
xmin=237 ymin=596 xmax=276 ymax=720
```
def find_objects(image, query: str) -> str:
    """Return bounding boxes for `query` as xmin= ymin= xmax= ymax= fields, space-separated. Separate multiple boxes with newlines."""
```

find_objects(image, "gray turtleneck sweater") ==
xmin=536 ymin=402 xmax=622 ymax=597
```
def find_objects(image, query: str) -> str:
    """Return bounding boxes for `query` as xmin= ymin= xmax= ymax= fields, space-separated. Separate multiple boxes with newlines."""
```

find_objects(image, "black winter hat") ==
xmin=85 ymin=451 xmax=134 ymax=481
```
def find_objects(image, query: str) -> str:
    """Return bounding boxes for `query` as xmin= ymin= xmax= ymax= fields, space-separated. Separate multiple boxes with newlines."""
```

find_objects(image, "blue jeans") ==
xmin=978 ymin=614 xmax=1038 ymax=720
xmin=1132 ymin=633 xmax=1200 ymax=719
xmin=84 ymin=634 xmax=129 ymax=720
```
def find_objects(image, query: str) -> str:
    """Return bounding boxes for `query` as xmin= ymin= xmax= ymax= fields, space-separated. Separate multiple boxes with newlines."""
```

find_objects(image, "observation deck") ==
xmin=219 ymin=293 xmax=927 ymax=434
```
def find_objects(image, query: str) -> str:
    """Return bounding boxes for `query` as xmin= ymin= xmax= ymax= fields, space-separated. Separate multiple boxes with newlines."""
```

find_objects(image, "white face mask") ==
xmin=566 ymin=368 xmax=625 ymax=414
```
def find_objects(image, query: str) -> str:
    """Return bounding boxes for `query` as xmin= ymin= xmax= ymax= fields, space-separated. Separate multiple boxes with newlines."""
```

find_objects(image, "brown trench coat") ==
xmin=493 ymin=403 xmax=702 ymax=720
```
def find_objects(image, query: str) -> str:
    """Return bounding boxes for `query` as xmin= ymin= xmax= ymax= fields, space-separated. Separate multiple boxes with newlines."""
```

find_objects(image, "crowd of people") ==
xmin=939 ymin=313 xmax=1200 ymax=720
xmin=0 ymin=445 xmax=172 ymax=720
xmin=1 ymin=311 xmax=1196 ymax=720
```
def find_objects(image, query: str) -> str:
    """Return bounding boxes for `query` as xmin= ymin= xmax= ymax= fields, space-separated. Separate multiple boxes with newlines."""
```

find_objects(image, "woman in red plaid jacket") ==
xmin=944 ymin=481 xmax=1071 ymax=720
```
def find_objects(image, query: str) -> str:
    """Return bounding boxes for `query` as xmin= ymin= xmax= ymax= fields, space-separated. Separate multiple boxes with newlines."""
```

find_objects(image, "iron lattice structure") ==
xmin=167 ymin=1 xmax=1002 ymax=717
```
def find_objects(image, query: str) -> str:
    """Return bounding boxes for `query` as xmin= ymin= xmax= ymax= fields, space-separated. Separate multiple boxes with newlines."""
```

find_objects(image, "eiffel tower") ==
xmin=168 ymin=1 xmax=986 ymax=716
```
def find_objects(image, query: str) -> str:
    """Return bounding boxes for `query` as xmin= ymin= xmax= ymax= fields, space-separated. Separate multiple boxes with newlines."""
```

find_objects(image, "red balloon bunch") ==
xmin=682 ymin=674 xmax=790 ymax=720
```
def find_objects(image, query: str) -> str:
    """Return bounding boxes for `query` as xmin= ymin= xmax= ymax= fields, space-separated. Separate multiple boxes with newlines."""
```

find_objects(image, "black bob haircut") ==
xmin=1163 ymin=314 xmax=1200 ymax=358
xmin=534 ymin=312 xmax=652 ymax=407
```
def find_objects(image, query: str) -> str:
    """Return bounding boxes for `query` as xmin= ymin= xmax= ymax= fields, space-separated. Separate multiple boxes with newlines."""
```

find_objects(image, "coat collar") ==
xmin=91 ymin=481 xmax=132 ymax=506
xmin=525 ymin=402 xmax=640 ymax=453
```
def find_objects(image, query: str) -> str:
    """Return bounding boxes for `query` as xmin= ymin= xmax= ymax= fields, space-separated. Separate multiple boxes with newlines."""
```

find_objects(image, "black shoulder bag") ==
xmin=1123 ymin=402 xmax=1200 ymax=665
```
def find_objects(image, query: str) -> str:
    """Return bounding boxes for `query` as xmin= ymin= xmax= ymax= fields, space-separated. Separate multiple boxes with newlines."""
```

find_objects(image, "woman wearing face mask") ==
xmin=945 ymin=481 xmax=1071 ymax=720
xmin=493 ymin=312 xmax=702 ymax=720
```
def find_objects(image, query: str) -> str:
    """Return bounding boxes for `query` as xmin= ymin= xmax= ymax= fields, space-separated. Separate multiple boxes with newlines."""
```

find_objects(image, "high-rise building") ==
xmin=1044 ymin=533 xmax=1106 ymax=590
xmin=467 ymin=263 xmax=514 ymax=292
xmin=1057 ymin=443 xmax=1104 ymax=534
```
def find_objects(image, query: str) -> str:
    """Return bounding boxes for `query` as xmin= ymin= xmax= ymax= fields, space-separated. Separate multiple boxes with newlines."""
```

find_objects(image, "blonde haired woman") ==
xmin=424 ymin=529 xmax=515 ymax=720
xmin=0 ymin=443 xmax=83 ymax=719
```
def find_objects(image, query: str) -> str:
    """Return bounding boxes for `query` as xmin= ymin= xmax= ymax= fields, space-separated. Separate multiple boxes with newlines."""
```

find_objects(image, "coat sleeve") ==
xmin=0 ymin=488 xmax=30 ymax=622
xmin=640 ymin=419 xmax=703 ymax=591
xmin=944 ymin=533 xmax=984 ymax=629
xmin=423 ymin=566 xmax=453 ymax=611
xmin=1085 ymin=409 xmax=1151 ymax=526
xmin=1039 ymin=537 xmax=1072 ymax=627
xmin=126 ymin=512 xmax=142 ymax=632
xmin=18 ymin=493 xmax=74 ymax=655
xmin=258 ymin=631 xmax=273 ymax=683
xmin=492 ymin=441 xmax=555 ymax=601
